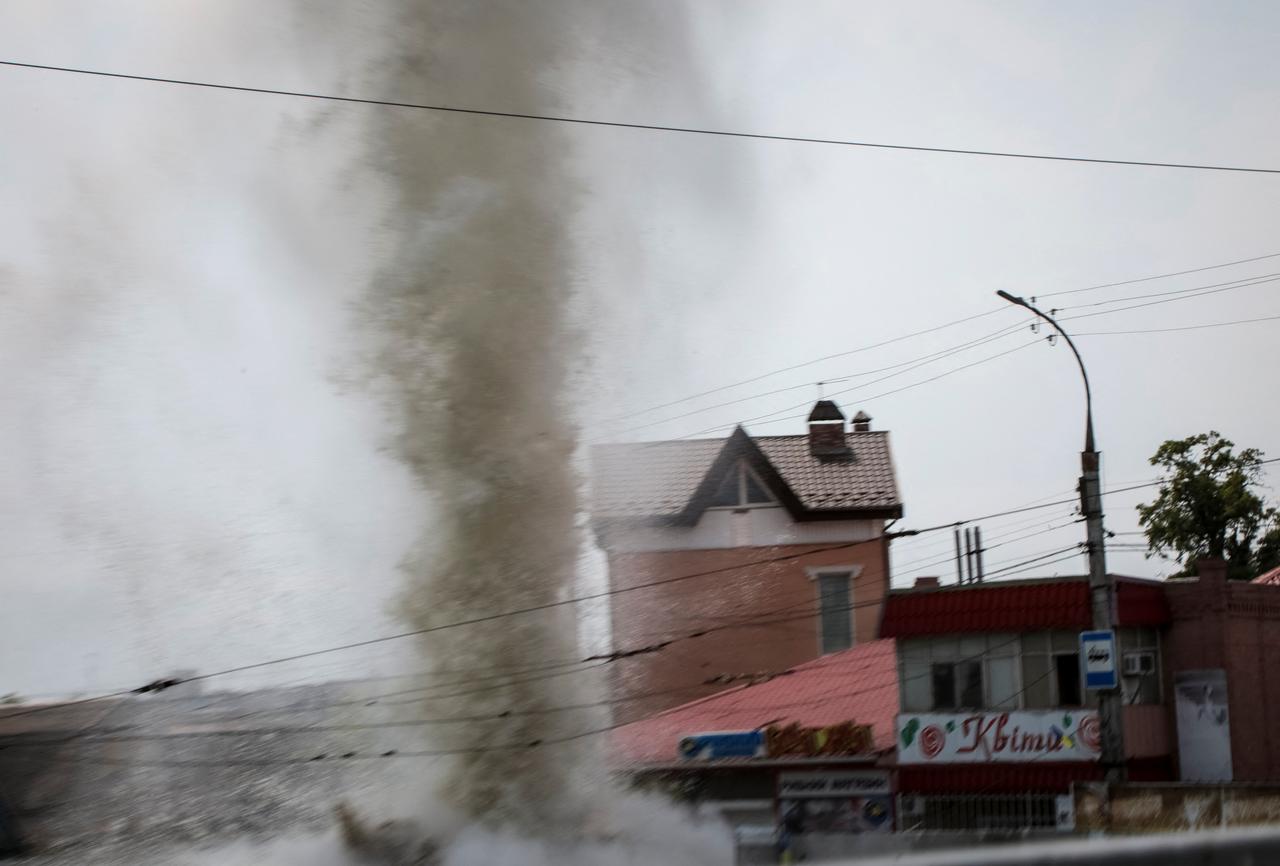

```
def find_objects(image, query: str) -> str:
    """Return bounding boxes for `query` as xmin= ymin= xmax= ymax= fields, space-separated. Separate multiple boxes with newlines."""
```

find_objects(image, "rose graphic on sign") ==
xmin=919 ymin=724 xmax=946 ymax=759
xmin=1077 ymin=715 xmax=1102 ymax=752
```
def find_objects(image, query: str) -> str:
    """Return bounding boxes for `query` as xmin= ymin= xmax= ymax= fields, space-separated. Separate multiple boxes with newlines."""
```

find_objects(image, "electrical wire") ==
xmin=1057 ymin=272 xmax=1279 ymax=311
xmin=605 ymin=321 xmax=1025 ymax=436
xmin=610 ymin=250 xmax=1280 ymax=430
xmin=7 ymin=465 xmax=1276 ymax=725
xmin=4 ymin=60 xmax=1279 ymax=174
xmin=1039 ymin=251 xmax=1280 ymax=299
xmin=679 ymin=339 xmax=1040 ymax=438
xmin=1076 ymin=313 xmax=1280 ymax=337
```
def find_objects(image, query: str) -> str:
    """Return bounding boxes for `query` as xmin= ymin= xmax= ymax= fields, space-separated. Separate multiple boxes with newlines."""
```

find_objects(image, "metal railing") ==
xmin=897 ymin=793 xmax=1061 ymax=833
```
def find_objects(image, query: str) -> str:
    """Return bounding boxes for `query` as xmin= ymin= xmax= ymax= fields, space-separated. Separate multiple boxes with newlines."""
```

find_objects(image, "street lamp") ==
xmin=995 ymin=290 xmax=1125 ymax=783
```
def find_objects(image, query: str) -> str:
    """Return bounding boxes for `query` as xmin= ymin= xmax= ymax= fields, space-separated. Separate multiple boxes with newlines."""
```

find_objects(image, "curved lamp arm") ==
xmin=996 ymin=290 xmax=1096 ymax=453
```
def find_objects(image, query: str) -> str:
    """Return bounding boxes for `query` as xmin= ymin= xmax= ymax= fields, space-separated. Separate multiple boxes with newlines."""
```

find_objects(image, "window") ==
xmin=898 ymin=634 xmax=1019 ymax=712
xmin=1118 ymin=627 xmax=1161 ymax=705
xmin=817 ymin=573 xmax=853 ymax=653
xmin=931 ymin=660 xmax=983 ymax=710
xmin=706 ymin=461 xmax=776 ymax=508
xmin=1020 ymin=631 xmax=1094 ymax=709
xmin=1054 ymin=653 xmax=1082 ymax=706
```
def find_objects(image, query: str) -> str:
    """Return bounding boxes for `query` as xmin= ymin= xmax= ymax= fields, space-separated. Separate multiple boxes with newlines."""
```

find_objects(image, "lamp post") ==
xmin=995 ymin=290 xmax=1125 ymax=784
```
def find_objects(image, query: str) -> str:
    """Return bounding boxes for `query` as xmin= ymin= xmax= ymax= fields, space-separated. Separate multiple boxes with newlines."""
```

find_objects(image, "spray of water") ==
xmin=357 ymin=0 xmax=593 ymax=833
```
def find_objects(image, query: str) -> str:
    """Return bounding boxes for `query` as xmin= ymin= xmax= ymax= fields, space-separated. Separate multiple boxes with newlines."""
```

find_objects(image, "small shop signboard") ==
xmin=677 ymin=730 xmax=765 ymax=760
xmin=678 ymin=720 xmax=875 ymax=761
xmin=897 ymin=710 xmax=1102 ymax=764
xmin=778 ymin=771 xmax=890 ymax=798
xmin=777 ymin=771 xmax=893 ymax=835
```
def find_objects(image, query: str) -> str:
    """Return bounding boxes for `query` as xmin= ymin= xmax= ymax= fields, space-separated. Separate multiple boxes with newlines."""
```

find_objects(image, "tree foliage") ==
xmin=1138 ymin=432 xmax=1280 ymax=580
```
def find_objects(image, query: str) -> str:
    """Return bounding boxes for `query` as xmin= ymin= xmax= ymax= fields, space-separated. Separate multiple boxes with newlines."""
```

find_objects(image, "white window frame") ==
xmin=807 ymin=565 xmax=863 ymax=655
xmin=704 ymin=460 xmax=779 ymax=511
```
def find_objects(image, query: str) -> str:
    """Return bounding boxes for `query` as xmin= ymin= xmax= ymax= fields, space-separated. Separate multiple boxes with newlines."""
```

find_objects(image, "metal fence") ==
xmin=897 ymin=793 xmax=1061 ymax=833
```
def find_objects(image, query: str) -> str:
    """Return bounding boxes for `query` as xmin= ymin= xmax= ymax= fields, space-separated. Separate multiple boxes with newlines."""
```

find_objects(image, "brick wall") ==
xmin=1163 ymin=559 xmax=1280 ymax=781
xmin=606 ymin=540 xmax=890 ymax=722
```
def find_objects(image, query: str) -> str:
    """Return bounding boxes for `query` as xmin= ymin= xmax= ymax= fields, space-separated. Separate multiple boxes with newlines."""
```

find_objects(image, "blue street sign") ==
xmin=1080 ymin=630 xmax=1118 ymax=690
xmin=678 ymin=730 xmax=765 ymax=760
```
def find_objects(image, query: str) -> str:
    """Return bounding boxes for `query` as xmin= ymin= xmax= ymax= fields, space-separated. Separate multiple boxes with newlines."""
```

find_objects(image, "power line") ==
xmin=674 ymin=279 xmax=1280 ymax=441
xmin=0 ymin=637 xmax=1024 ymax=765
xmin=1058 ymin=272 xmax=1280 ymax=312
xmin=609 ymin=251 xmax=1280 ymax=436
xmin=1076 ymin=313 xmax=1280 ymax=337
xmin=1039 ymin=251 xmax=1280 ymax=299
xmin=1056 ymin=274 xmax=1280 ymax=327
xmin=679 ymin=339 xmax=1039 ymax=438
xmin=9 ymin=465 xmax=1276 ymax=724
xmin=607 ymin=308 xmax=1010 ymax=423
xmin=606 ymin=321 xmax=1024 ymax=436
xmin=4 ymin=59 xmax=1279 ymax=175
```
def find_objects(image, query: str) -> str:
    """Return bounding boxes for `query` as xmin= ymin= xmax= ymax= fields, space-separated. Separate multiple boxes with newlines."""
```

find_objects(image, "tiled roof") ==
xmin=1253 ymin=565 xmax=1280 ymax=585
xmin=590 ymin=430 xmax=901 ymax=520
xmin=880 ymin=576 xmax=1170 ymax=638
xmin=609 ymin=639 xmax=899 ymax=766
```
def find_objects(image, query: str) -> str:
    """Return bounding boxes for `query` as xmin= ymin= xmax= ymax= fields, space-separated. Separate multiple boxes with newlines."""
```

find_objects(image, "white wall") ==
xmin=600 ymin=506 xmax=882 ymax=553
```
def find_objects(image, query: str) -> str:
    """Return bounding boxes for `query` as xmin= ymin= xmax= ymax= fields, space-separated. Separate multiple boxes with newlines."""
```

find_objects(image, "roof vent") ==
xmin=851 ymin=411 xmax=872 ymax=433
xmin=807 ymin=400 xmax=850 ymax=459
xmin=914 ymin=576 xmax=940 ymax=589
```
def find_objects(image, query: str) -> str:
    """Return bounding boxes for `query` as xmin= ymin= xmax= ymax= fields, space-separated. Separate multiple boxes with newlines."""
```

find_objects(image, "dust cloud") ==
xmin=356 ymin=0 xmax=593 ymax=832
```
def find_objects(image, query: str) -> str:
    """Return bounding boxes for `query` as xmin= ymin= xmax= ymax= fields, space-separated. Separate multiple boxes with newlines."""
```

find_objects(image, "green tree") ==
xmin=1138 ymin=432 xmax=1279 ymax=580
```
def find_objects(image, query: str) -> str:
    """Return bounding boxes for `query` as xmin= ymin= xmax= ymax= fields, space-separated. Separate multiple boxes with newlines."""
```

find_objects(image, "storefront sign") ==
xmin=1080 ymin=630 xmax=1118 ymax=690
xmin=678 ymin=730 xmax=765 ymax=760
xmin=778 ymin=771 xmax=891 ymax=798
xmin=897 ymin=710 xmax=1102 ymax=764
xmin=764 ymin=721 xmax=875 ymax=757
xmin=778 ymin=777 xmax=894 ymax=836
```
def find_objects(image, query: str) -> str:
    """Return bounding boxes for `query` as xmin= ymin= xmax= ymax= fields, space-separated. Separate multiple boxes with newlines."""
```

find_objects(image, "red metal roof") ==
xmin=880 ymin=580 xmax=1091 ymax=637
xmin=1114 ymin=577 xmax=1171 ymax=625
xmin=880 ymin=576 xmax=1170 ymax=638
xmin=1254 ymin=565 xmax=1280 ymax=585
xmin=610 ymin=639 xmax=899 ymax=766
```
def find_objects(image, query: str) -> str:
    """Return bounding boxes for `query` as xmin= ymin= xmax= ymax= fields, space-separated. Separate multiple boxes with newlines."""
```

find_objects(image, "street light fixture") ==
xmin=995 ymin=290 xmax=1125 ymax=783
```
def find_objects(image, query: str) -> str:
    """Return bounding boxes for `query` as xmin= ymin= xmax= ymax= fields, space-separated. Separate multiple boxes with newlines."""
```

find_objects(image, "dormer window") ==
xmin=706 ymin=460 xmax=777 ymax=508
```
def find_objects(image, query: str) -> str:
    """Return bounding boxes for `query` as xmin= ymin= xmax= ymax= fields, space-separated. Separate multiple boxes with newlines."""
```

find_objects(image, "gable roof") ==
xmin=609 ymin=639 xmax=899 ymax=766
xmin=591 ymin=427 xmax=902 ymax=524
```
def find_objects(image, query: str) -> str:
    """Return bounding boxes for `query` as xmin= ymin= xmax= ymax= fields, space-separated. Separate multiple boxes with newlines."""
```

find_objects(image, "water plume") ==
xmin=358 ymin=0 xmax=591 ymax=832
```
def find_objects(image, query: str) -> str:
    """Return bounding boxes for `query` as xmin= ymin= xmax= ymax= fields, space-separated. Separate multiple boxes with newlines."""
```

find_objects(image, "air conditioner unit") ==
xmin=1123 ymin=651 xmax=1156 ymax=676
xmin=898 ymin=794 xmax=925 ymax=818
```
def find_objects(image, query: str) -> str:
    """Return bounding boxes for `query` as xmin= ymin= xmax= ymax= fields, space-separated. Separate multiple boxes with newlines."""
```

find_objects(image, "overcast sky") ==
xmin=1 ymin=1 xmax=1278 ymax=698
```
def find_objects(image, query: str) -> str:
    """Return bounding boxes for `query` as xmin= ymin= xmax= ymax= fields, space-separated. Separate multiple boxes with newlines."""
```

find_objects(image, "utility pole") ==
xmin=996 ymin=290 xmax=1125 ymax=784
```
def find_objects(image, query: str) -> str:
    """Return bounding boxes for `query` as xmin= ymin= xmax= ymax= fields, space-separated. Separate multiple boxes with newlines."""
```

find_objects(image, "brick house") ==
xmin=878 ymin=574 xmax=1172 ymax=830
xmin=879 ymin=559 xmax=1280 ymax=831
xmin=1164 ymin=559 xmax=1280 ymax=781
xmin=590 ymin=400 xmax=903 ymax=722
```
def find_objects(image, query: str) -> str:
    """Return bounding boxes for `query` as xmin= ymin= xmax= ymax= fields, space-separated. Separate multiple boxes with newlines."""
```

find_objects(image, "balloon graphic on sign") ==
xmin=1078 ymin=715 xmax=1102 ymax=752
xmin=920 ymin=724 xmax=946 ymax=759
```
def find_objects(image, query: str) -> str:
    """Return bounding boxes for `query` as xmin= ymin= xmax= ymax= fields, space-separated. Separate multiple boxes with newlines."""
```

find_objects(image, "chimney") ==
xmin=914 ymin=576 xmax=940 ymax=589
xmin=1196 ymin=557 xmax=1228 ymax=588
xmin=851 ymin=410 xmax=872 ymax=433
xmin=807 ymin=400 xmax=849 ymax=458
